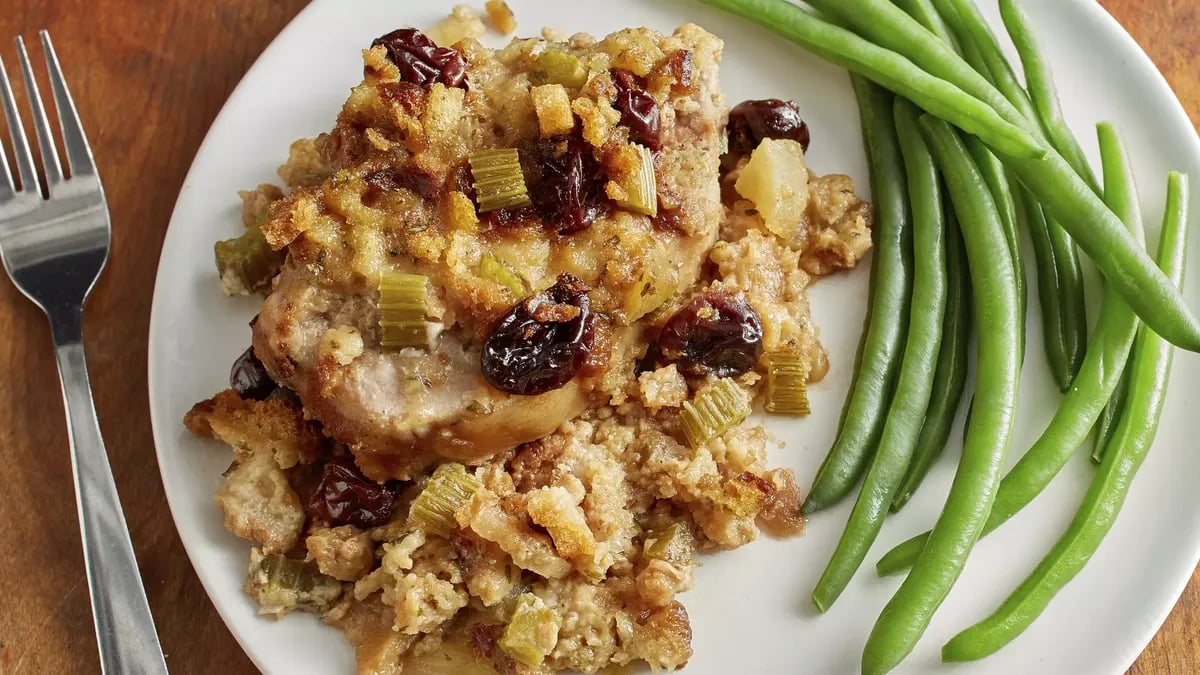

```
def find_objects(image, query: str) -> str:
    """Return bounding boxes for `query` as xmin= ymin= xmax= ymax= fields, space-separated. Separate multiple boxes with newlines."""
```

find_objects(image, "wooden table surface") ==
xmin=0 ymin=1 xmax=1196 ymax=673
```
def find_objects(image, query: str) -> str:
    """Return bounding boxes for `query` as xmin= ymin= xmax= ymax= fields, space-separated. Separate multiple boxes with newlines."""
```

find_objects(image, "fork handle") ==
xmin=54 ymin=333 xmax=169 ymax=675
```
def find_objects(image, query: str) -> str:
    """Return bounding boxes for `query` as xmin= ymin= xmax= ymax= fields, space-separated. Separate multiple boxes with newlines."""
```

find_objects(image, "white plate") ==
xmin=148 ymin=1 xmax=1200 ymax=673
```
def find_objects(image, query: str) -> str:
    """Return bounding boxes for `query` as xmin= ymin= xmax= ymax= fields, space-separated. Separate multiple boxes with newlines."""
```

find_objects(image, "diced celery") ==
xmin=534 ymin=49 xmax=588 ymax=88
xmin=379 ymin=272 xmax=432 ymax=350
xmin=480 ymin=255 xmax=528 ymax=297
xmin=499 ymin=593 xmax=559 ymax=667
xmin=214 ymin=226 xmax=286 ymax=296
xmin=408 ymin=463 xmax=484 ymax=537
xmin=260 ymin=553 xmax=326 ymax=592
xmin=679 ymin=378 xmax=752 ymax=448
xmin=613 ymin=144 xmax=658 ymax=217
xmin=469 ymin=148 xmax=532 ymax=212
xmin=765 ymin=351 xmax=810 ymax=415
xmin=247 ymin=549 xmax=342 ymax=616
xmin=643 ymin=522 xmax=693 ymax=566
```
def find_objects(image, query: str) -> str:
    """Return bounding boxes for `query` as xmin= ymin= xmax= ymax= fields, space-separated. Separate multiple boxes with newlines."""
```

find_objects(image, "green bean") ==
xmin=1046 ymin=214 xmax=1088 ymax=383
xmin=892 ymin=207 xmax=971 ymax=512
xmin=926 ymin=0 xmax=1089 ymax=385
xmin=811 ymin=97 xmax=948 ymax=609
xmin=806 ymin=0 xmax=1025 ymax=126
xmin=963 ymin=136 xmax=1026 ymax=354
xmin=1092 ymin=119 xmax=1146 ymax=464
xmin=896 ymin=5 xmax=1034 ymax=377
xmin=1092 ymin=365 xmax=1131 ymax=463
xmin=999 ymin=0 xmax=1101 ymax=194
xmin=703 ymin=0 xmax=1200 ymax=350
xmin=876 ymin=122 xmax=1148 ymax=577
xmin=803 ymin=76 xmax=913 ymax=514
xmin=929 ymin=0 xmax=1039 ymax=133
xmin=891 ymin=0 xmax=981 ymax=502
xmin=1008 ymin=145 xmax=1199 ymax=348
xmin=873 ymin=0 xmax=1099 ymax=389
xmin=698 ymin=0 xmax=1043 ymax=160
xmin=942 ymin=171 xmax=1189 ymax=661
xmin=1011 ymin=186 xmax=1073 ymax=389
xmin=1016 ymin=194 xmax=1072 ymax=389
xmin=893 ymin=0 xmax=958 ymax=47
xmin=861 ymin=117 xmax=1021 ymax=675
xmin=951 ymin=11 xmax=992 ymax=80
xmin=816 ymin=0 xmax=1086 ymax=383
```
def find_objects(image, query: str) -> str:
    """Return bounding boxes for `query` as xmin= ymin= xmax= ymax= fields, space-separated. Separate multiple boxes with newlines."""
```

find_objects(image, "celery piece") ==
xmin=214 ymin=226 xmax=286 ymax=296
xmin=247 ymin=549 xmax=342 ymax=616
xmin=408 ymin=463 xmax=484 ymax=537
xmin=480 ymin=255 xmax=528 ymax=297
xmin=613 ymin=144 xmax=658 ymax=217
xmin=469 ymin=148 xmax=532 ymax=212
xmin=534 ymin=49 xmax=588 ymax=88
xmin=379 ymin=272 xmax=431 ymax=350
xmin=765 ymin=351 xmax=811 ymax=415
xmin=679 ymin=378 xmax=752 ymax=448
xmin=499 ymin=593 xmax=560 ymax=667
xmin=644 ymin=522 xmax=694 ymax=566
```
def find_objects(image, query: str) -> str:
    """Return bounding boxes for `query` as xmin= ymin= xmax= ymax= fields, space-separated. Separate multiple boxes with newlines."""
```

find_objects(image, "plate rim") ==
xmin=146 ymin=2 xmax=328 ymax=671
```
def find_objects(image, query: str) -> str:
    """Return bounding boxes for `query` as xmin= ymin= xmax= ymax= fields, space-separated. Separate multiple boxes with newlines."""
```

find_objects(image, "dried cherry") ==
xmin=611 ymin=69 xmax=662 ymax=150
xmin=309 ymin=455 xmax=401 ymax=529
xmin=372 ymin=28 xmax=467 ymax=89
xmin=657 ymin=292 xmax=763 ymax=377
xmin=230 ymin=347 xmax=277 ymax=400
xmin=481 ymin=273 xmax=596 ymax=396
xmin=530 ymin=134 xmax=608 ymax=234
xmin=727 ymin=99 xmax=810 ymax=155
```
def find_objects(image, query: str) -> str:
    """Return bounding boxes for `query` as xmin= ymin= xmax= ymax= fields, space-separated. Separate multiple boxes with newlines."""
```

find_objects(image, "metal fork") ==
xmin=0 ymin=32 xmax=168 ymax=675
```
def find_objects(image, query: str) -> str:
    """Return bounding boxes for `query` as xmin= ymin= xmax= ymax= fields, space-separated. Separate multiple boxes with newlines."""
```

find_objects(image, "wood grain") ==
xmin=0 ymin=1 xmax=1193 ymax=673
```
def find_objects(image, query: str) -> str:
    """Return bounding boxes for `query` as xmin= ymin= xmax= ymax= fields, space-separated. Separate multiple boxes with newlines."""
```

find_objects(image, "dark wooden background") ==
xmin=0 ymin=1 xmax=1194 ymax=673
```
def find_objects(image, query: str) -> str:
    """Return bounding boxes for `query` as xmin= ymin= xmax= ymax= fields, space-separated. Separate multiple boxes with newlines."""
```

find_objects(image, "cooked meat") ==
xmin=253 ymin=24 xmax=726 ymax=480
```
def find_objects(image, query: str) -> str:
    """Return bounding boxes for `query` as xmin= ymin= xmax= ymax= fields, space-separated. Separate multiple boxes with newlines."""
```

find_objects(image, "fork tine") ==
xmin=38 ymin=31 xmax=95 ymax=179
xmin=16 ymin=36 xmax=64 ymax=191
xmin=0 ymin=53 xmax=40 ymax=196
xmin=0 ymin=93 xmax=13 ymax=201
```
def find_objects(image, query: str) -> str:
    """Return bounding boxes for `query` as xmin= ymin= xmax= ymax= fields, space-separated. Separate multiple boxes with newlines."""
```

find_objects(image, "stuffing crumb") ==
xmin=633 ymin=601 xmax=693 ymax=670
xmin=238 ymin=184 xmax=284 ymax=228
xmin=276 ymin=138 xmax=331 ymax=189
xmin=485 ymin=0 xmax=517 ymax=35
xmin=638 ymin=364 xmax=689 ymax=411
xmin=216 ymin=449 xmax=305 ymax=555
xmin=427 ymin=5 xmax=486 ymax=47
xmin=457 ymin=489 xmax=573 ymax=579
xmin=185 ymin=388 xmax=321 ymax=469
xmin=531 ymin=84 xmax=576 ymax=137
xmin=526 ymin=485 xmax=597 ymax=558
xmin=307 ymin=525 xmax=376 ymax=581
xmin=318 ymin=326 xmax=364 ymax=366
